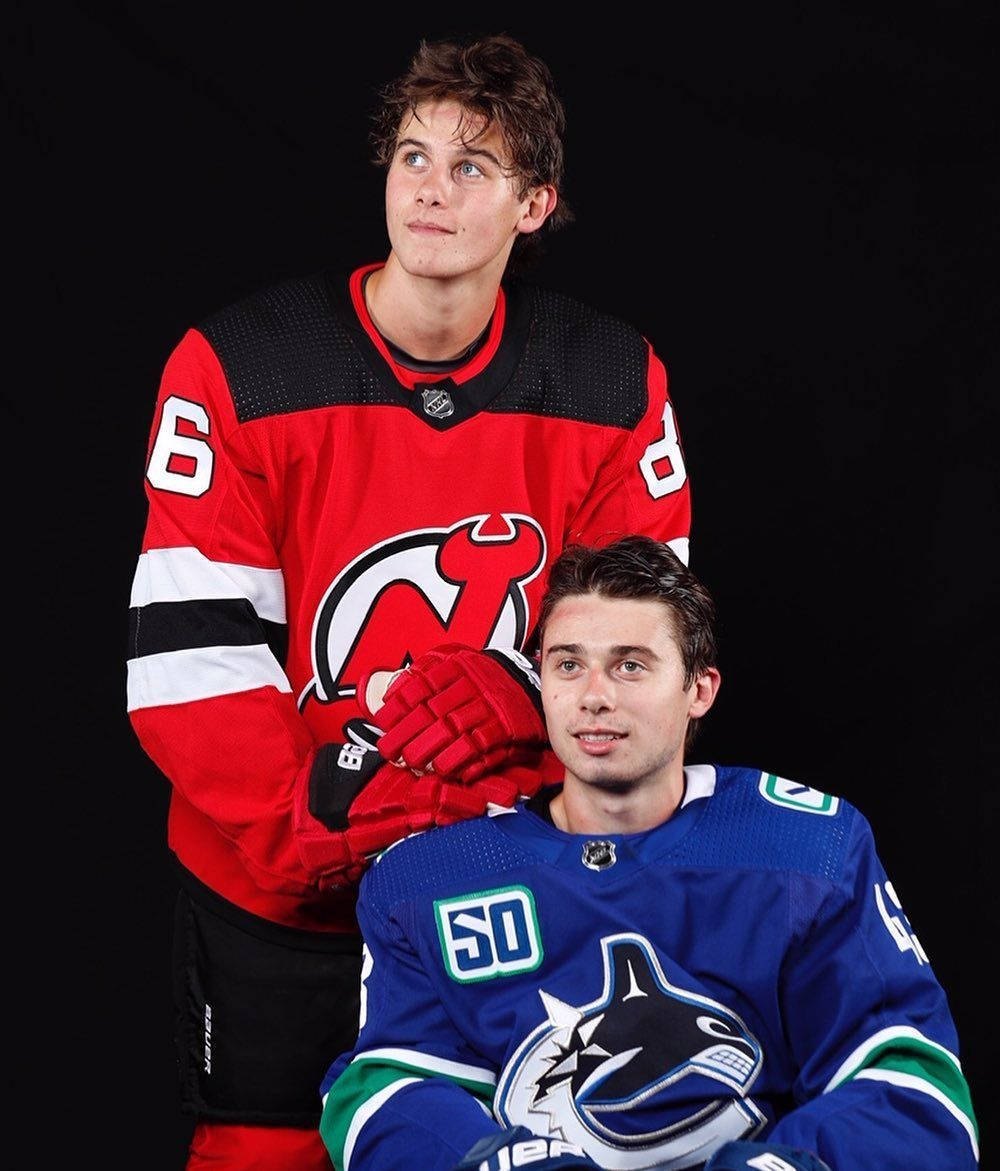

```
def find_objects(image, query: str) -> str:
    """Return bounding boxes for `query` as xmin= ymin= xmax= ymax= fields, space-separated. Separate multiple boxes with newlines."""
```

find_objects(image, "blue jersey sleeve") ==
xmin=320 ymin=869 xmax=501 ymax=1170
xmin=770 ymin=813 xmax=978 ymax=1167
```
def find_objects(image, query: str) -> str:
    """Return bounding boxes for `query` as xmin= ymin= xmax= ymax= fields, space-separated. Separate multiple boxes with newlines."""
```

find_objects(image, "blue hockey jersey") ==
xmin=320 ymin=765 xmax=978 ymax=1170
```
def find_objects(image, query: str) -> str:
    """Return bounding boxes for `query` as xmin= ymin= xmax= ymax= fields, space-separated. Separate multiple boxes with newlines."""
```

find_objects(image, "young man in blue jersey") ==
xmin=320 ymin=536 xmax=978 ymax=1171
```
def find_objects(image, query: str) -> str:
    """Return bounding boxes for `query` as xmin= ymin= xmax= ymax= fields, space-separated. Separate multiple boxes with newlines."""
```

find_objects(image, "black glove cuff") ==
xmin=308 ymin=742 xmax=386 ymax=830
xmin=481 ymin=647 xmax=545 ymax=719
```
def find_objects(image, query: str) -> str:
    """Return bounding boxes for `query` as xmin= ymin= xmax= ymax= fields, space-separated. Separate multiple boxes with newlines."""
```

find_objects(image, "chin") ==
xmin=394 ymin=250 xmax=446 ymax=275
xmin=399 ymin=255 xmax=469 ymax=281
xmin=570 ymin=757 xmax=636 ymax=791
xmin=394 ymin=240 xmax=506 ymax=283
xmin=587 ymin=775 xmax=638 ymax=796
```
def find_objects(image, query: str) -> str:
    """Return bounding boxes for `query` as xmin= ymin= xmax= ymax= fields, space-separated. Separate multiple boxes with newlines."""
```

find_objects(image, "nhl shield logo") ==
xmin=421 ymin=385 xmax=455 ymax=418
xmin=581 ymin=841 xmax=616 ymax=871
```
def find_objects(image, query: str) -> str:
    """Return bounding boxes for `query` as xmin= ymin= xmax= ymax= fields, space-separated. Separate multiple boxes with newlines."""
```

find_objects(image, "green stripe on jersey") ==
xmin=321 ymin=1056 xmax=494 ymax=1169
xmin=833 ymin=1036 xmax=978 ymax=1139
xmin=351 ymin=1050 xmax=496 ymax=1096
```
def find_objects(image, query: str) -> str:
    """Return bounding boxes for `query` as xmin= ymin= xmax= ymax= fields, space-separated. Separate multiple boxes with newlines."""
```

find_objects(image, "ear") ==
xmin=515 ymin=185 xmax=558 ymax=236
xmin=688 ymin=667 xmax=721 ymax=720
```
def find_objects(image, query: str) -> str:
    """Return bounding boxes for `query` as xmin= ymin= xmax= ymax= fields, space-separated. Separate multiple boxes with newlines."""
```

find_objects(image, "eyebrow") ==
xmin=545 ymin=644 xmax=661 ymax=661
xmin=396 ymin=137 xmax=503 ymax=169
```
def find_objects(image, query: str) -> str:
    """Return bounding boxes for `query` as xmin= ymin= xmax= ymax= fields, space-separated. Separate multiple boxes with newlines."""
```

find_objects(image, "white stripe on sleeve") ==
xmin=130 ymin=547 xmax=286 ymax=623
xmin=854 ymin=1069 xmax=978 ymax=1160
xmin=352 ymin=1048 xmax=497 ymax=1090
xmin=343 ymin=1077 xmax=421 ymax=1171
xmin=127 ymin=644 xmax=292 ymax=711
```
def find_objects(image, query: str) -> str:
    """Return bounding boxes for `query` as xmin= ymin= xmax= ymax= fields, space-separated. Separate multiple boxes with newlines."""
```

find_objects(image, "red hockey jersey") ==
xmin=128 ymin=265 xmax=691 ymax=930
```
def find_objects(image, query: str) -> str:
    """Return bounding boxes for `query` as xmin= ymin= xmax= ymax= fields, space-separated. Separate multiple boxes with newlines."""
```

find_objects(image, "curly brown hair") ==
xmin=371 ymin=35 xmax=572 ymax=257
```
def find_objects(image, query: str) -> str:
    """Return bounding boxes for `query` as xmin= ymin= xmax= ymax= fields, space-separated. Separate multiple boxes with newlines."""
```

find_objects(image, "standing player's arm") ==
xmin=765 ymin=815 xmax=978 ymax=1168
xmin=129 ymin=329 xmax=354 ymax=891
xmin=320 ymin=880 xmax=503 ymax=1171
xmin=567 ymin=343 xmax=691 ymax=560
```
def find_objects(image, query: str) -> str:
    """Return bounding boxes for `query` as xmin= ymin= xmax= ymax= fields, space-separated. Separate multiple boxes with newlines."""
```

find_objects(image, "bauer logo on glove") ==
xmin=293 ymin=736 xmax=546 ymax=888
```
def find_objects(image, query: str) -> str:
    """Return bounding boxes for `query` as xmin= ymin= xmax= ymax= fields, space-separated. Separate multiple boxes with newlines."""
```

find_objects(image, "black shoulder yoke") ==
xmin=199 ymin=274 xmax=649 ymax=431
xmin=198 ymin=274 xmax=397 ymax=424
xmin=494 ymin=283 xmax=648 ymax=430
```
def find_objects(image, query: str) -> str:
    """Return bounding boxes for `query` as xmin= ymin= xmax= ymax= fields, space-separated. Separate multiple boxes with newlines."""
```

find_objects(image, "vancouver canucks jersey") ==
xmin=320 ymin=765 xmax=977 ymax=1170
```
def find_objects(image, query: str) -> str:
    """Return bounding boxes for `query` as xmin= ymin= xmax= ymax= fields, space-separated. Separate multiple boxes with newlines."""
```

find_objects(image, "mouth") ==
xmin=407 ymin=220 xmax=455 ymax=235
xmin=572 ymin=730 xmax=627 ymax=756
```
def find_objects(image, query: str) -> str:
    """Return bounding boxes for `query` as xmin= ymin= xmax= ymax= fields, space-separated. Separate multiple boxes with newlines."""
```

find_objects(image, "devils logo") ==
xmin=299 ymin=514 xmax=546 ymax=712
xmin=496 ymin=934 xmax=765 ymax=1169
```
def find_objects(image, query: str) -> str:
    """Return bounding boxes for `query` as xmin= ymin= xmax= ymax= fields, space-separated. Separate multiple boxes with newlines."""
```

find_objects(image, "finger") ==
xmin=362 ymin=669 xmax=404 ymax=716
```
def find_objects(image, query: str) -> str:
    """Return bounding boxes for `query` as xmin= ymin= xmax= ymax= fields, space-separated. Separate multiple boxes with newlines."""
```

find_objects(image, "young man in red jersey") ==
xmin=128 ymin=35 xmax=690 ymax=1170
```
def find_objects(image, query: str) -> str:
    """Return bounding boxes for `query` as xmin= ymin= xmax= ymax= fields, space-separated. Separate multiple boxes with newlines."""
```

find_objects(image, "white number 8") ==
xmin=146 ymin=395 xmax=214 ymax=497
xmin=638 ymin=402 xmax=687 ymax=499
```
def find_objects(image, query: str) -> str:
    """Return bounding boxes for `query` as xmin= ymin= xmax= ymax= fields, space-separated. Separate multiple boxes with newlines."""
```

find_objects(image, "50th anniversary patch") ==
xmin=435 ymin=886 xmax=543 ymax=983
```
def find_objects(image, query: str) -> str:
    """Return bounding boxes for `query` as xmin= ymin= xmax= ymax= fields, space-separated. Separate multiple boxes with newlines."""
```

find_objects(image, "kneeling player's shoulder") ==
xmin=361 ymin=812 xmax=534 ymax=911
xmin=701 ymin=765 xmax=863 ymax=882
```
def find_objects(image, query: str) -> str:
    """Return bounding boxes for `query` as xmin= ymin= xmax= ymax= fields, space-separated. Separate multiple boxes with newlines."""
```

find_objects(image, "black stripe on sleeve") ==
xmin=129 ymin=599 xmax=289 ymax=666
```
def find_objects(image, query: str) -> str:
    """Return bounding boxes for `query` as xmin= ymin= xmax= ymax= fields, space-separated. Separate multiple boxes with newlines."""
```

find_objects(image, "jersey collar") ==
xmin=500 ymin=766 xmax=717 ymax=871
xmin=347 ymin=263 xmax=507 ymax=388
xmin=327 ymin=264 xmax=532 ymax=431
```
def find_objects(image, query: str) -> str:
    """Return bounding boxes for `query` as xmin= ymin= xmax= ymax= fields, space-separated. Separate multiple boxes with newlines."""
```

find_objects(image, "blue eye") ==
xmin=403 ymin=151 xmax=427 ymax=167
xmin=458 ymin=161 xmax=483 ymax=177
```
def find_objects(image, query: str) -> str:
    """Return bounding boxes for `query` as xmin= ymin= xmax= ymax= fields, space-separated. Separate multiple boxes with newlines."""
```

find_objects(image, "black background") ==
xmin=17 ymin=5 xmax=997 ymax=1165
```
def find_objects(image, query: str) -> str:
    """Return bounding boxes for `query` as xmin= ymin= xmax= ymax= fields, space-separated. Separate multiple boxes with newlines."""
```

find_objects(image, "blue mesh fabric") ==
xmin=365 ymin=817 xmax=538 ymax=908
xmin=668 ymin=766 xmax=855 ymax=883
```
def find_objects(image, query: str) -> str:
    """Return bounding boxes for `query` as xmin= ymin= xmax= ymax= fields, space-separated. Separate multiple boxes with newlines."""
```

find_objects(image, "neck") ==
xmin=365 ymin=254 xmax=503 ymax=361
xmin=550 ymin=764 xmax=686 ymax=835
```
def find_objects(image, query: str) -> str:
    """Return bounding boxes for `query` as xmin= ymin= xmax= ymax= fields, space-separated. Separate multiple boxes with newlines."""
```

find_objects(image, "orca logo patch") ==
xmin=496 ymin=933 xmax=764 ymax=1167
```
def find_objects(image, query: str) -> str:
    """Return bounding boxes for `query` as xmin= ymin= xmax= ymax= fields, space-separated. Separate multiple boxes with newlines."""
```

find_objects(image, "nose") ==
xmin=580 ymin=667 xmax=615 ymax=713
xmin=415 ymin=166 xmax=447 ymax=208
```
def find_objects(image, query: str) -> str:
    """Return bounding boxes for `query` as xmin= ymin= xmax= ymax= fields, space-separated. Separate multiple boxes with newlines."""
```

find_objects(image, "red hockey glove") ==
xmin=362 ymin=644 xmax=547 ymax=783
xmin=294 ymin=740 xmax=545 ymax=887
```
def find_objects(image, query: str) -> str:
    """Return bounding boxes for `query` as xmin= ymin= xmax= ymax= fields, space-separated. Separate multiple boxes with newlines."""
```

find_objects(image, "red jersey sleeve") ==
xmin=566 ymin=344 xmax=691 ymax=562
xmin=128 ymin=328 xmax=321 ymax=896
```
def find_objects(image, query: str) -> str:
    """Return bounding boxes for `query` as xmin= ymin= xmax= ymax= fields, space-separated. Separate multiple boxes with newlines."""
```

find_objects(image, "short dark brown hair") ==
xmin=538 ymin=537 xmax=718 ymax=748
xmin=371 ymin=35 xmax=572 ymax=257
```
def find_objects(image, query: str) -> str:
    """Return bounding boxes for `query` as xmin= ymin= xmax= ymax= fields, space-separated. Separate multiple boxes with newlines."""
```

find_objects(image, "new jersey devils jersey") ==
xmin=320 ymin=767 xmax=978 ymax=1170
xmin=128 ymin=266 xmax=691 ymax=929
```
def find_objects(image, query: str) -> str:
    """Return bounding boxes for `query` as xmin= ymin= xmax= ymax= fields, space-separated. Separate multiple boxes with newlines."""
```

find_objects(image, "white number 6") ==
xmin=146 ymin=395 xmax=215 ymax=497
xmin=638 ymin=401 xmax=687 ymax=499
